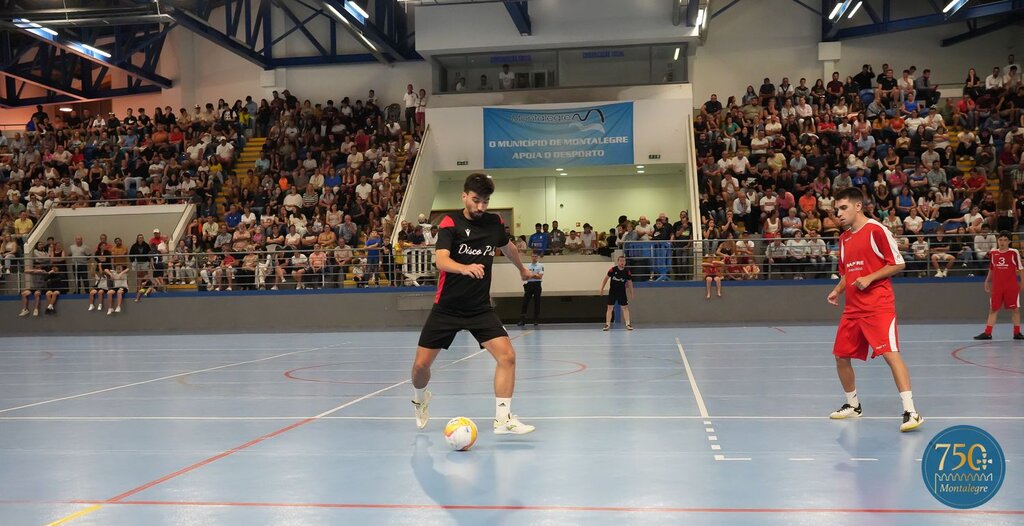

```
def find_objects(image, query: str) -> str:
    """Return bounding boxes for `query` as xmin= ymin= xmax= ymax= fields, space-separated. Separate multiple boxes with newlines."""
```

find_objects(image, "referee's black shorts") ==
xmin=607 ymin=290 xmax=628 ymax=306
xmin=417 ymin=309 xmax=509 ymax=350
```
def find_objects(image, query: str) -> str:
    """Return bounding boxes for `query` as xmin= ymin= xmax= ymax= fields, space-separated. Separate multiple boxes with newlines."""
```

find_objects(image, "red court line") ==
xmin=951 ymin=343 xmax=1024 ymax=376
xmin=49 ymin=500 xmax=1024 ymax=515
xmin=98 ymin=333 xmax=529 ymax=506
xmin=104 ymin=416 xmax=316 ymax=503
xmin=772 ymin=327 xmax=787 ymax=334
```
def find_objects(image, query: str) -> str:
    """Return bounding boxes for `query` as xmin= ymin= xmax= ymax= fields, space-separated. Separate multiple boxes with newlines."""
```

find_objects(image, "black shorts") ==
xmin=417 ymin=309 xmax=509 ymax=350
xmin=607 ymin=290 xmax=628 ymax=306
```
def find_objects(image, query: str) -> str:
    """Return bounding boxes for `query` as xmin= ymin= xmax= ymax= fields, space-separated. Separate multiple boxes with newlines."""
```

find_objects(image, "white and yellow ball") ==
xmin=444 ymin=417 xmax=478 ymax=451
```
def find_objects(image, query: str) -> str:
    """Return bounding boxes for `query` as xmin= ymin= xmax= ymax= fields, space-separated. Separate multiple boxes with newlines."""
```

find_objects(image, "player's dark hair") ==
xmin=998 ymin=230 xmax=1012 ymax=240
xmin=464 ymin=173 xmax=494 ymax=197
xmin=834 ymin=187 xmax=865 ymax=203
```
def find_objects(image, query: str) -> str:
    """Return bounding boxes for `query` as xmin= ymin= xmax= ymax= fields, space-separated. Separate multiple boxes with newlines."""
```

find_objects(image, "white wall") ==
xmin=432 ymin=172 xmax=688 ymax=237
xmin=690 ymin=0 xmax=1021 ymax=104
xmin=415 ymin=0 xmax=698 ymax=55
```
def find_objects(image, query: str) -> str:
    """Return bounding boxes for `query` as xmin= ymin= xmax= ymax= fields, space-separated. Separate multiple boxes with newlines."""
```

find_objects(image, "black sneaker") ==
xmin=829 ymin=403 xmax=863 ymax=419
xmin=1015 ymin=333 xmax=1024 ymax=340
xmin=973 ymin=333 xmax=993 ymax=340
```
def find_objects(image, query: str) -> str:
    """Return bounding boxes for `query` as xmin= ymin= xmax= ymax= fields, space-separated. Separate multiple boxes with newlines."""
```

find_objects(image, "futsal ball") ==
xmin=444 ymin=417 xmax=478 ymax=451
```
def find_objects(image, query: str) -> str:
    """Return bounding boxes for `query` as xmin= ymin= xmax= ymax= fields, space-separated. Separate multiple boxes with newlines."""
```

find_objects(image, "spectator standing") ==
xmin=518 ymin=254 xmax=544 ymax=326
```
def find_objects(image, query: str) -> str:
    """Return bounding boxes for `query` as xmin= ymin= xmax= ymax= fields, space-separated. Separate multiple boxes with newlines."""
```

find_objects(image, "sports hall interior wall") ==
xmin=0 ymin=280 xmax=991 ymax=335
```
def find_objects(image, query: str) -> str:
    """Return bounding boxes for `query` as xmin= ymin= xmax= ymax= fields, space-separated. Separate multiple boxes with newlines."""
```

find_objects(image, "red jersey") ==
xmin=989 ymin=249 xmax=1023 ymax=289
xmin=838 ymin=219 xmax=904 ymax=318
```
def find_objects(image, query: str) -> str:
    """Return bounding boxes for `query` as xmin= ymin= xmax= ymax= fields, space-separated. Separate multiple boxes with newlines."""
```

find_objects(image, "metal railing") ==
xmin=0 ymin=246 xmax=439 ymax=296
xmin=1 ymin=233 xmax=996 ymax=297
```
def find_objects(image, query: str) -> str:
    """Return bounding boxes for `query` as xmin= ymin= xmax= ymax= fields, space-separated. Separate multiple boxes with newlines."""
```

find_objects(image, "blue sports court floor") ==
xmin=0 ymin=324 xmax=1021 ymax=525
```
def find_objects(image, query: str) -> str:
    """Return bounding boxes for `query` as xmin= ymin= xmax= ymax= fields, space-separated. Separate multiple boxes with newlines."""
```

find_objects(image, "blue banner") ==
xmin=483 ymin=102 xmax=634 ymax=169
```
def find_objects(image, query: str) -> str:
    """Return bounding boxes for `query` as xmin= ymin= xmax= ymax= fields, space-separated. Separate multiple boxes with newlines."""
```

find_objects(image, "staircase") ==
xmin=215 ymin=137 xmax=266 ymax=215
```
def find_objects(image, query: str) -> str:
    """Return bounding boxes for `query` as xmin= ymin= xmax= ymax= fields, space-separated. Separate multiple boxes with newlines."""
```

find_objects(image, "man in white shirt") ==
xmin=215 ymin=138 xmax=235 ymax=164
xmin=498 ymin=64 xmax=515 ymax=90
xmin=973 ymin=226 xmax=997 ymax=267
xmin=282 ymin=187 xmax=303 ymax=213
xmin=355 ymin=177 xmax=373 ymax=201
xmin=580 ymin=223 xmax=598 ymax=254
xmin=986 ymin=67 xmax=1004 ymax=92
xmin=402 ymin=84 xmax=419 ymax=132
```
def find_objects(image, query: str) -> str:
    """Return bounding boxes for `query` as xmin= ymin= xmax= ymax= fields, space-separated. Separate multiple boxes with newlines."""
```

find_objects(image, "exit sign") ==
xmin=648 ymin=154 xmax=661 ymax=160
xmin=456 ymin=160 xmax=469 ymax=166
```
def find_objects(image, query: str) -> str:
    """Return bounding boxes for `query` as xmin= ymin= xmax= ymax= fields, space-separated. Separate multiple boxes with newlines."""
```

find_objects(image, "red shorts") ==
xmin=833 ymin=312 xmax=900 ymax=361
xmin=991 ymin=286 xmax=1020 ymax=311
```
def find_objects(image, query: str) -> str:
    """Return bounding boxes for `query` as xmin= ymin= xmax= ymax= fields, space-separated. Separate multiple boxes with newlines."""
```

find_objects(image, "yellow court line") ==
xmin=45 ymin=504 xmax=103 ymax=526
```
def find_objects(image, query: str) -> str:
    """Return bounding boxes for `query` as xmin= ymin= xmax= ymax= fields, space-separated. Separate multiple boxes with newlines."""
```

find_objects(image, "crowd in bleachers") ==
xmin=693 ymin=55 xmax=1024 ymax=279
xmin=0 ymin=84 xmax=441 ymax=314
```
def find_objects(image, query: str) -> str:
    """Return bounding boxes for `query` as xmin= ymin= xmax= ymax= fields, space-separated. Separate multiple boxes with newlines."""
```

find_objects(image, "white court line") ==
xmin=711 ymin=445 xmax=721 ymax=450
xmin=676 ymin=338 xmax=709 ymax=419
xmin=851 ymin=458 xmax=879 ymax=461
xmin=304 ymin=349 xmax=486 ymax=420
xmin=714 ymin=455 xmax=752 ymax=461
xmin=708 ymin=436 xmax=718 ymax=441
xmin=2 ymin=415 xmax=1021 ymax=421
xmin=0 ymin=344 xmax=348 ymax=415
xmin=789 ymin=458 xmax=816 ymax=461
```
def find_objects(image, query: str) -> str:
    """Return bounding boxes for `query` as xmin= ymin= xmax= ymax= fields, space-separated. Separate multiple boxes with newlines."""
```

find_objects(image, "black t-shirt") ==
xmin=878 ymin=76 xmax=898 ymax=90
xmin=607 ymin=266 xmax=632 ymax=295
xmin=852 ymin=72 xmax=873 ymax=90
xmin=433 ymin=211 xmax=507 ymax=315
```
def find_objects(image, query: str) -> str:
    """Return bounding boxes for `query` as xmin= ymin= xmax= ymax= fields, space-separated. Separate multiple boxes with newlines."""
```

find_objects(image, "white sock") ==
xmin=845 ymin=390 xmax=859 ymax=407
xmin=899 ymin=391 xmax=916 ymax=413
xmin=495 ymin=397 xmax=512 ymax=421
xmin=413 ymin=387 xmax=426 ymax=403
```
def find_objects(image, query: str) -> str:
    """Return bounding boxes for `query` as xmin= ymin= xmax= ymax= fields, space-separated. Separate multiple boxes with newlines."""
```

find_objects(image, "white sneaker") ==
xmin=900 ymin=411 xmax=924 ymax=432
xmin=270 ymin=286 xmax=279 ymax=290
xmin=494 ymin=415 xmax=535 ymax=435
xmin=226 ymin=287 xmax=232 ymax=291
xmin=412 ymin=390 xmax=431 ymax=429
xmin=18 ymin=309 xmax=29 ymax=317
xmin=88 ymin=304 xmax=95 ymax=311
xmin=32 ymin=308 xmax=39 ymax=316
xmin=114 ymin=306 xmax=121 ymax=313
xmin=829 ymin=403 xmax=863 ymax=419
xmin=107 ymin=308 xmax=113 ymax=315
xmin=934 ymin=270 xmax=943 ymax=277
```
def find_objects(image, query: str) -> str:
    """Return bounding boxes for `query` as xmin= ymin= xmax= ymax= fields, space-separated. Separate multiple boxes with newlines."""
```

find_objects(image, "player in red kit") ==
xmin=826 ymin=188 xmax=923 ymax=432
xmin=974 ymin=231 xmax=1024 ymax=340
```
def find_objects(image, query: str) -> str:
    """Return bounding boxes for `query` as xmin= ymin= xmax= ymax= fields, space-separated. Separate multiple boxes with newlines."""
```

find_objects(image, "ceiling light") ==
xmin=58 ymin=106 xmax=73 ymax=113
xmin=695 ymin=8 xmax=706 ymax=28
xmin=555 ymin=168 xmax=564 ymax=171
xmin=847 ymin=1 xmax=863 ymax=18
xmin=78 ymin=43 xmax=111 ymax=58
xmin=828 ymin=0 xmax=852 ymax=21
xmin=637 ymin=170 xmax=645 ymax=174
xmin=636 ymin=165 xmax=645 ymax=169
xmin=346 ymin=0 xmax=369 ymax=19
xmin=673 ymin=47 xmax=680 ymax=61
xmin=943 ymin=0 xmax=968 ymax=15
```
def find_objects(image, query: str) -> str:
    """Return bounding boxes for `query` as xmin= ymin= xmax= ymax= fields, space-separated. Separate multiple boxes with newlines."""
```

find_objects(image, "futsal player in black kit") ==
xmin=600 ymin=255 xmax=634 ymax=331
xmin=411 ymin=173 xmax=537 ymax=435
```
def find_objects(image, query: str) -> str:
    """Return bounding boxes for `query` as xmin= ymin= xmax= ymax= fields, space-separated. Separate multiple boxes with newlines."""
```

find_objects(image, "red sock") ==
xmin=1015 ymin=325 xmax=1021 ymax=335
xmin=985 ymin=325 xmax=993 ymax=335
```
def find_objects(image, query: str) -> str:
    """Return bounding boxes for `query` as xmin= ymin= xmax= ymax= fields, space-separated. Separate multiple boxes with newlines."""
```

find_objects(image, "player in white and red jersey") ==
xmin=826 ymin=188 xmax=923 ymax=432
xmin=974 ymin=231 xmax=1024 ymax=340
